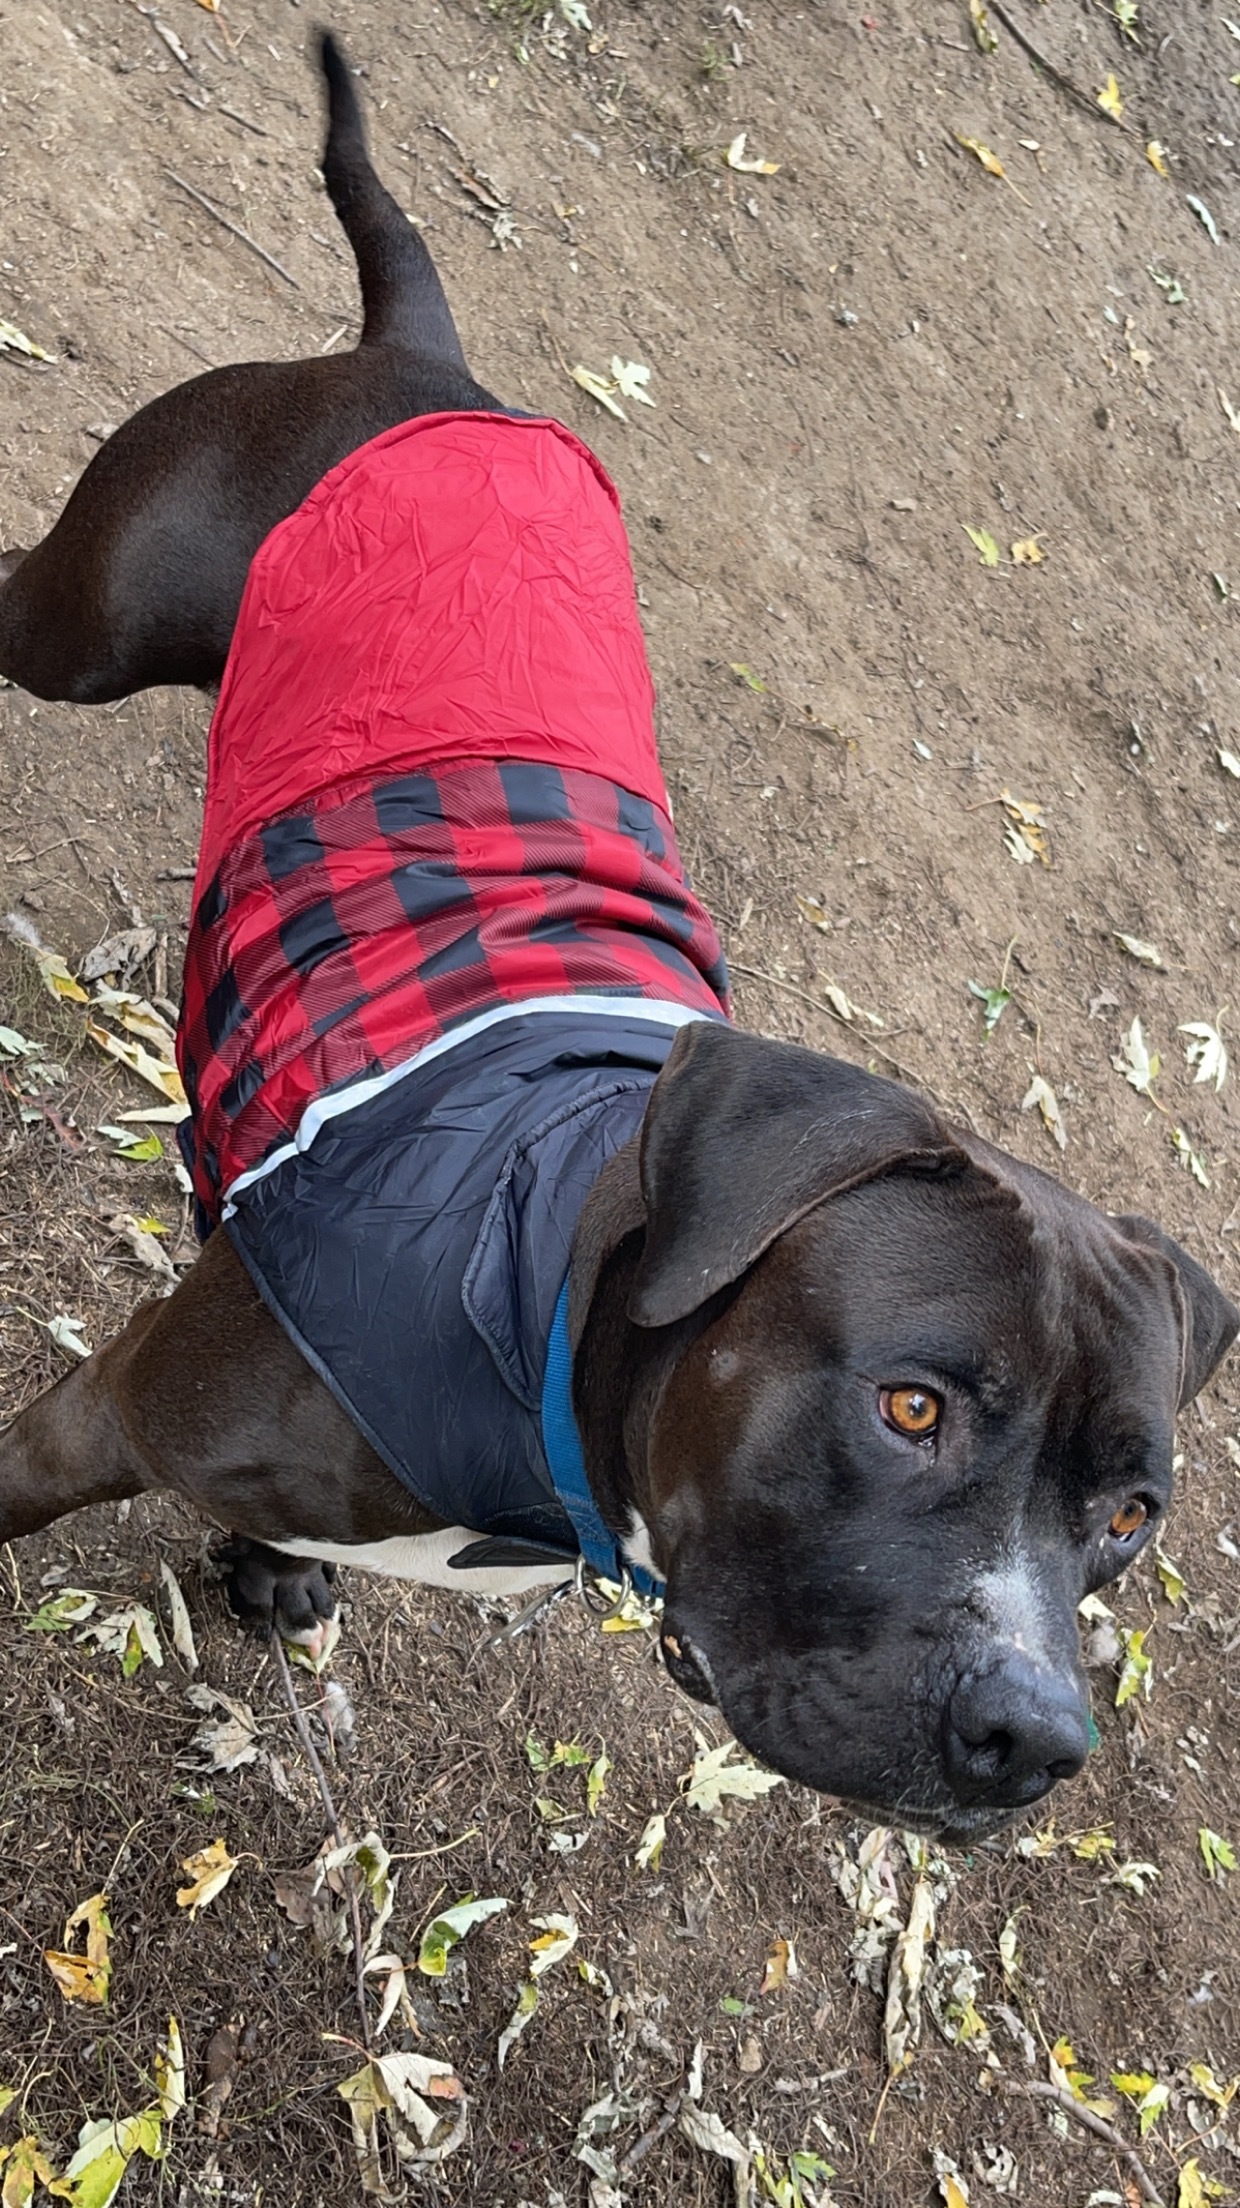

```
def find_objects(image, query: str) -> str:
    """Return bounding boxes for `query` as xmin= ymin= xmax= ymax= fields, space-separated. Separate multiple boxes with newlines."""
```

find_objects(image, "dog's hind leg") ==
xmin=0 ymin=34 xmax=496 ymax=702
xmin=319 ymin=32 xmax=469 ymax=370
xmin=0 ymin=1230 xmax=442 ymax=1639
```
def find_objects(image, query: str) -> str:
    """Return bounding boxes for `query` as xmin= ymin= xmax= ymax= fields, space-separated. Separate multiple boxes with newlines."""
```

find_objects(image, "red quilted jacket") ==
xmin=179 ymin=413 xmax=729 ymax=1214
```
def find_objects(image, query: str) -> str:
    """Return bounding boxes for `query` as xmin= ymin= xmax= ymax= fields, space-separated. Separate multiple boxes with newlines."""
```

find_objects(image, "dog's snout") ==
xmin=945 ymin=1655 xmax=1090 ymax=1808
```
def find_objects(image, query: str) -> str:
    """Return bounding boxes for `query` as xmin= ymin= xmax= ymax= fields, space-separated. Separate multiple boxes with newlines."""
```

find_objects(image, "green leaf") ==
xmin=963 ymin=524 xmax=1001 ymax=566
xmin=59 ymin=2109 xmax=164 ymax=2208
xmin=1199 ymin=1826 xmax=1237 ymax=1880
xmin=967 ymin=979 xmax=1010 ymax=1036
xmin=586 ymin=1750 xmax=610 ymax=1816
xmin=1148 ymin=265 xmax=1186 ymax=304
xmin=0 ymin=1026 xmax=40 ymax=1057
xmin=417 ymin=1894 xmax=508 ymax=1977
xmin=791 ymin=2150 xmax=837 ymax=2184
xmin=1154 ymin=1548 xmax=1185 ymax=1604
xmin=1115 ymin=1625 xmax=1152 ymax=1707
xmin=1187 ymin=194 xmax=1219 ymax=244
xmin=122 ymin=1133 xmax=164 ymax=1162
xmin=26 ymin=1590 xmax=98 ymax=1633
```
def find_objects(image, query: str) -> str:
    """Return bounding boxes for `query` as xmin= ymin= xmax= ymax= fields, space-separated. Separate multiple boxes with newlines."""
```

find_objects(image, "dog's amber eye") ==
xmin=1109 ymin=1497 xmax=1149 ymax=1540
xmin=880 ymin=1386 xmax=940 ymax=1439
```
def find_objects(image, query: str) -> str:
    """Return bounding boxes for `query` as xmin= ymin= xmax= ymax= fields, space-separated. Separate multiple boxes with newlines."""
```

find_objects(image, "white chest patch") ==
xmin=273 ymin=1508 xmax=662 ymax=1601
xmin=270 ymin=1527 xmax=576 ymax=1598
xmin=622 ymin=1511 xmax=660 ymax=1581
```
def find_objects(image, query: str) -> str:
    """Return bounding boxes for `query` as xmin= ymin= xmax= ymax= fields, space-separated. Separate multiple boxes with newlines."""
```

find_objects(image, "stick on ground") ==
xmin=271 ymin=1634 xmax=372 ymax=2053
xmin=1008 ymin=2080 xmax=1167 ymax=2208
xmin=165 ymin=170 xmax=300 ymax=287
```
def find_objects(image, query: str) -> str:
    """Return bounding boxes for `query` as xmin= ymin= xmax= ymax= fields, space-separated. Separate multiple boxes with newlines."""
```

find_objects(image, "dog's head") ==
xmin=600 ymin=1022 xmax=1238 ymax=1843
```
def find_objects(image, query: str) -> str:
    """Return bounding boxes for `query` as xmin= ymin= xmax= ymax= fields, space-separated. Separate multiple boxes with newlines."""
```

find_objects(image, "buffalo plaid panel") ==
xmin=179 ymin=759 xmax=730 ymax=1217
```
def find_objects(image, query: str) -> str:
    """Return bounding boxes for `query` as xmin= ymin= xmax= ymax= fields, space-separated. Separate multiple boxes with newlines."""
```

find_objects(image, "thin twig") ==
xmin=988 ymin=2 xmax=1140 ymax=136
xmin=218 ymin=103 xmax=268 ymax=137
xmin=271 ymin=1635 xmax=372 ymax=2053
xmin=1007 ymin=2080 xmax=1166 ymax=2207
xmin=618 ymin=2093 xmax=685 ymax=2175
xmin=165 ymin=170 xmax=300 ymax=287
xmin=729 ymin=961 xmax=922 ymax=1084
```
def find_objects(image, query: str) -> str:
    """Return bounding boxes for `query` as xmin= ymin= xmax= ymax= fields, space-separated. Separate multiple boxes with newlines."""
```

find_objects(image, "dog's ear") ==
xmin=1112 ymin=1212 xmax=1239 ymax=1406
xmin=629 ymin=1023 xmax=965 ymax=1328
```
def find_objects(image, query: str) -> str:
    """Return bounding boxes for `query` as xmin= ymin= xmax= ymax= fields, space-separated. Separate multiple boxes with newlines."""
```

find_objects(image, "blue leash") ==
xmin=541 ymin=1280 xmax=662 ymax=1599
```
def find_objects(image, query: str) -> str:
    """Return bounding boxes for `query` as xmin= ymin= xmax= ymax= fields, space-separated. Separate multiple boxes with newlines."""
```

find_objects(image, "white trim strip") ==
xmin=221 ymin=994 xmax=716 ymax=1213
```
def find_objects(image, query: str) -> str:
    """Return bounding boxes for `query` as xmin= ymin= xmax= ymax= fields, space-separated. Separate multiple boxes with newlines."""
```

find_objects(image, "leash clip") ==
xmin=480 ymin=1577 xmax=573 ymax=1650
xmin=574 ymin=1556 xmax=634 ymax=1621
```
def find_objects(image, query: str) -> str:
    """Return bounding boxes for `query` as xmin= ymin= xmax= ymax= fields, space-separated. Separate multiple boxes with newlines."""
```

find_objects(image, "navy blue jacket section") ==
xmin=223 ymin=1011 xmax=686 ymax=1552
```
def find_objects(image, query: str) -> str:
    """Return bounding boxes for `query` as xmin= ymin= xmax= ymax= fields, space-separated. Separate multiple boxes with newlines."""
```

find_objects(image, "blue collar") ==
xmin=541 ymin=1280 xmax=663 ymax=1599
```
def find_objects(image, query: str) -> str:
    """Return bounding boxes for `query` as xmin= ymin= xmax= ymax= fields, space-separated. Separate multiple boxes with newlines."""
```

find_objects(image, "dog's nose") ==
xmin=945 ymin=1656 xmax=1090 ymax=1807
xmin=660 ymin=1625 xmax=718 ymax=1705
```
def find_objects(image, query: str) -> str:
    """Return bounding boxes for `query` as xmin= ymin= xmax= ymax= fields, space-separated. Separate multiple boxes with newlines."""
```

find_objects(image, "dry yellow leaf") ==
xmin=43 ymin=1891 xmax=112 ymax=2005
xmin=176 ymin=1838 xmax=239 ymax=1918
xmin=85 ymin=1019 xmax=189 ymax=1110
xmin=969 ymin=0 xmax=997 ymax=53
xmin=1097 ymin=74 xmax=1124 ymax=119
xmin=1001 ymin=789 xmax=1051 ymax=866
xmin=954 ymin=132 xmax=1005 ymax=178
xmin=1011 ymin=537 xmax=1045 ymax=565
xmin=1146 ymin=139 xmax=1170 ymax=177
xmin=760 ymin=1935 xmax=798 ymax=1992
xmin=0 ymin=2136 xmax=63 ymax=2208
xmin=725 ymin=132 xmax=780 ymax=175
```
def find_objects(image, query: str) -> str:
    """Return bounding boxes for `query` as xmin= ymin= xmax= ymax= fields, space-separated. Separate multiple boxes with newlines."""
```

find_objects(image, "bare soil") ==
xmin=2 ymin=1 xmax=1240 ymax=2203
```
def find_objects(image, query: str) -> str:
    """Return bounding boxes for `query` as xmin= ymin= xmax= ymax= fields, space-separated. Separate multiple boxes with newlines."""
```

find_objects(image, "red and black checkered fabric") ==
xmin=179 ymin=756 xmax=729 ymax=1217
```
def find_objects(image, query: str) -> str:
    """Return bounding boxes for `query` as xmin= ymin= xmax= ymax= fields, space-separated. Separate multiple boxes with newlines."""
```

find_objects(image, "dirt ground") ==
xmin=2 ymin=0 xmax=1240 ymax=2201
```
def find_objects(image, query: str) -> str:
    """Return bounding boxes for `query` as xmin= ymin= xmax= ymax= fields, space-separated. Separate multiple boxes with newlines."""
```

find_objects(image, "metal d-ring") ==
xmin=574 ymin=1556 xmax=633 ymax=1620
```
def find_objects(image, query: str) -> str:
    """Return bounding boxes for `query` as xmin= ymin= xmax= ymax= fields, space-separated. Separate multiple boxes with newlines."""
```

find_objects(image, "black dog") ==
xmin=1 ymin=35 xmax=1234 ymax=1844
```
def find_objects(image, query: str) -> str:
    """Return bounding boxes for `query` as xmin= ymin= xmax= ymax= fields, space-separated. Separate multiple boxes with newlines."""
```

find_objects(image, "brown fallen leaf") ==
xmin=198 ymin=2017 xmax=241 ymax=2139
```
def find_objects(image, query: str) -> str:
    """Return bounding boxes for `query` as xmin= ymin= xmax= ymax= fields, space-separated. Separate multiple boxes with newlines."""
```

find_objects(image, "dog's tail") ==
xmin=319 ymin=30 xmax=467 ymax=367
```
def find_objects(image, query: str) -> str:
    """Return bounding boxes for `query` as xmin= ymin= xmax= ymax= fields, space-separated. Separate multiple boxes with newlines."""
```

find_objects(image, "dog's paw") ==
xmin=214 ymin=1535 xmax=339 ymax=1659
